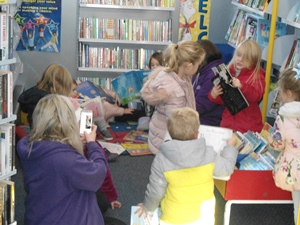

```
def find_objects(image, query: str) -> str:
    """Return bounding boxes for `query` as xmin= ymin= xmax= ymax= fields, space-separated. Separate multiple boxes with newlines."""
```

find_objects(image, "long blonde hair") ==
xmin=29 ymin=94 xmax=83 ymax=155
xmin=228 ymin=40 xmax=262 ymax=84
xmin=37 ymin=63 xmax=73 ymax=96
xmin=164 ymin=40 xmax=205 ymax=74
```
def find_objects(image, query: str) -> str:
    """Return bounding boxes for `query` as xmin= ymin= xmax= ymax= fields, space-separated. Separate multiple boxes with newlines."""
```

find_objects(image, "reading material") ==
xmin=130 ymin=206 xmax=160 ymax=225
xmin=121 ymin=143 xmax=151 ymax=156
xmin=211 ymin=63 xmax=249 ymax=115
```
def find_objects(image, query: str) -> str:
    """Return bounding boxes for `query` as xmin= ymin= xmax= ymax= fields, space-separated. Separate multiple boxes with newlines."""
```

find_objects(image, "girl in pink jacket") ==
xmin=141 ymin=40 xmax=205 ymax=154
xmin=269 ymin=67 xmax=300 ymax=224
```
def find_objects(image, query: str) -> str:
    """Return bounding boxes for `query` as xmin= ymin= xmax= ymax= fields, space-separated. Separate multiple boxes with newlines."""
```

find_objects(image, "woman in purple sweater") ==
xmin=17 ymin=94 xmax=107 ymax=225
xmin=192 ymin=40 xmax=225 ymax=126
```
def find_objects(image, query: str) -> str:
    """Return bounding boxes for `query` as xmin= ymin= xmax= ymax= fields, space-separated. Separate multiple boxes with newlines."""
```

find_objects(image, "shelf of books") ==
xmin=0 ymin=0 xmax=21 ymax=224
xmin=77 ymin=0 xmax=179 ymax=85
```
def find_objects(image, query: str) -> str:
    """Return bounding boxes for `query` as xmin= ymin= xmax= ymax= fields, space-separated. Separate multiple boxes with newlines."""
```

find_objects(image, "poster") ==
xmin=14 ymin=0 xmax=61 ymax=53
xmin=179 ymin=0 xmax=211 ymax=41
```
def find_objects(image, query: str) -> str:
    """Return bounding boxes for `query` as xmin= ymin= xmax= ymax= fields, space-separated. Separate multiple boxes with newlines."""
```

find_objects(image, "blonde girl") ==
xmin=141 ymin=40 xmax=205 ymax=154
xmin=269 ymin=67 xmax=300 ymax=224
xmin=17 ymin=94 xmax=108 ymax=225
xmin=209 ymin=40 xmax=266 ymax=133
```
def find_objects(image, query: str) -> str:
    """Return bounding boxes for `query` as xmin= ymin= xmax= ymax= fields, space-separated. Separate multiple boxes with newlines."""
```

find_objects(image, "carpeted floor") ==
xmin=12 ymin=125 xmax=295 ymax=225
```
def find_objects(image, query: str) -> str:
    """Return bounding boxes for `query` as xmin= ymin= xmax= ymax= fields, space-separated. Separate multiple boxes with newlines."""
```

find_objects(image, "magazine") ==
xmin=211 ymin=63 xmax=249 ymax=115
xmin=111 ymin=70 xmax=151 ymax=105
xmin=123 ymin=130 xmax=148 ymax=143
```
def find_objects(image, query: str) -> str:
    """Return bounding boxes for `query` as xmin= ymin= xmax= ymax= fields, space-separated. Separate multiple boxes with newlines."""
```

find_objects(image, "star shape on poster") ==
xmin=24 ymin=19 xmax=36 ymax=30
xmin=33 ymin=14 xmax=50 ymax=26
xmin=47 ymin=20 xmax=59 ymax=32
xmin=14 ymin=13 xmax=26 ymax=26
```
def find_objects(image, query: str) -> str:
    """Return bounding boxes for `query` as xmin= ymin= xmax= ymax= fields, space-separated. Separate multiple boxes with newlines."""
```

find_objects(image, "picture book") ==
xmin=256 ymin=18 xmax=287 ymax=51
xmin=121 ymin=143 xmax=151 ymax=156
xmin=239 ymin=152 xmax=273 ymax=170
xmin=130 ymin=206 xmax=161 ymax=225
xmin=237 ymin=131 xmax=255 ymax=154
xmin=111 ymin=70 xmax=151 ymax=105
xmin=77 ymin=80 xmax=116 ymax=104
xmin=211 ymin=63 xmax=249 ymax=115
xmin=97 ymin=141 xmax=126 ymax=155
xmin=198 ymin=125 xmax=233 ymax=154
xmin=123 ymin=130 xmax=148 ymax=143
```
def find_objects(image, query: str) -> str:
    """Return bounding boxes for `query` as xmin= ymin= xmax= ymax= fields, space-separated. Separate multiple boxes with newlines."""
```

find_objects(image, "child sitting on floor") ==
xmin=72 ymin=80 xmax=134 ymax=140
xmin=136 ymin=107 xmax=238 ymax=225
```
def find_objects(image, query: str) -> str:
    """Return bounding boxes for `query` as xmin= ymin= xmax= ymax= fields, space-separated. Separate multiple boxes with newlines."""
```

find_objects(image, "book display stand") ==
xmin=214 ymin=170 xmax=293 ymax=225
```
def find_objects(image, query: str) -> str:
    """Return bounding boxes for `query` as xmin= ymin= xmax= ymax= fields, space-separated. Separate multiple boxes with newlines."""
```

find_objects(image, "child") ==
xmin=208 ymin=40 xmax=266 ymax=133
xmin=268 ymin=67 xmax=300 ymax=225
xmin=145 ymin=51 xmax=163 ymax=70
xmin=75 ymin=80 xmax=134 ymax=140
xmin=141 ymin=40 xmax=205 ymax=154
xmin=17 ymin=94 xmax=108 ymax=225
xmin=136 ymin=107 xmax=238 ymax=225
xmin=18 ymin=63 xmax=73 ymax=128
xmin=193 ymin=40 xmax=225 ymax=126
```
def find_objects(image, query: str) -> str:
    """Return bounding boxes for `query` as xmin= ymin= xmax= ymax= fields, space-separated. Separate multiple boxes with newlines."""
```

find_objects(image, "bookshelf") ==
xmin=77 ymin=1 xmax=180 ymax=81
xmin=0 ymin=0 xmax=21 ymax=224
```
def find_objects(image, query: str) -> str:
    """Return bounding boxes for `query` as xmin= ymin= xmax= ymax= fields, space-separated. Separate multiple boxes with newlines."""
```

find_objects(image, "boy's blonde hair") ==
xmin=29 ymin=94 xmax=83 ymax=155
xmin=228 ymin=40 xmax=262 ymax=84
xmin=164 ymin=40 xmax=205 ymax=74
xmin=278 ymin=67 xmax=300 ymax=101
xmin=37 ymin=63 xmax=73 ymax=96
xmin=167 ymin=107 xmax=200 ymax=141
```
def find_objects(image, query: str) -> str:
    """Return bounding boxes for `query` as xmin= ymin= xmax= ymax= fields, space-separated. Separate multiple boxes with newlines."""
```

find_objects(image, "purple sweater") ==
xmin=17 ymin=138 xmax=107 ymax=225
xmin=192 ymin=59 xmax=225 ymax=126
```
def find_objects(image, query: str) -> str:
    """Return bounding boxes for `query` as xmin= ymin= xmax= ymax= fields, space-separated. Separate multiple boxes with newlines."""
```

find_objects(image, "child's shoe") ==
xmin=100 ymin=129 xmax=113 ymax=141
xmin=104 ymin=148 xmax=119 ymax=162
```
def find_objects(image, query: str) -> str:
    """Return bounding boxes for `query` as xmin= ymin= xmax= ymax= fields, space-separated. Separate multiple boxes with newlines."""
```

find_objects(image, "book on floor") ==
xmin=121 ymin=143 xmax=151 ymax=156
xmin=211 ymin=63 xmax=249 ymax=115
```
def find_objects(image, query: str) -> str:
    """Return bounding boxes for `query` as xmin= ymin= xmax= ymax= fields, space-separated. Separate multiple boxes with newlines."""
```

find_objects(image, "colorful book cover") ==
xmin=121 ymin=143 xmax=151 ymax=156
xmin=77 ymin=80 xmax=116 ymax=104
xmin=111 ymin=70 xmax=151 ymax=105
xmin=123 ymin=130 xmax=148 ymax=142
xmin=256 ymin=18 xmax=287 ymax=51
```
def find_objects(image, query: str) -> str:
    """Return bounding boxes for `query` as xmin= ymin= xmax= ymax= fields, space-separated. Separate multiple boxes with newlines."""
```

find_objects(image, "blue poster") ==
xmin=14 ymin=0 xmax=61 ymax=53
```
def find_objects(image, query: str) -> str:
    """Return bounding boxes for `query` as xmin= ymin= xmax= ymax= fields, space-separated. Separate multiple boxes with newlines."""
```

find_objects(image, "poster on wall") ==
xmin=14 ymin=0 xmax=61 ymax=53
xmin=179 ymin=0 xmax=211 ymax=41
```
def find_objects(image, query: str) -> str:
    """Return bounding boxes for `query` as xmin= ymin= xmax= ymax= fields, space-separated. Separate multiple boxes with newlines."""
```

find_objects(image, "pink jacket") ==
xmin=141 ymin=67 xmax=196 ymax=154
xmin=102 ymin=89 xmax=125 ymax=121
xmin=271 ymin=101 xmax=300 ymax=191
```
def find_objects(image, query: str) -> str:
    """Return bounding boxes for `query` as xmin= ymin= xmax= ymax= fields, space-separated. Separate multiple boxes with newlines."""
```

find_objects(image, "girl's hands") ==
xmin=84 ymin=125 xmax=97 ymax=143
xmin=124 ymin=108 xmax=134 ymax=114
xmin=111 ymin=200 xmax=122 ymax=209
xmin=232 ymin=77 xmax=242 ymax=88
xmin=211 ymin=84 xmax=223 ymax=99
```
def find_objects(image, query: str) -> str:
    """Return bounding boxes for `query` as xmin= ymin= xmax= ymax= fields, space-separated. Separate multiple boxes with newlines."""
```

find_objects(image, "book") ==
xmin=121 ymin=143 xmax=151 ymax=156
xmin=211 ymin=63 xmax=249 ymax=116
xmin=0 ymin=180 xmax=15 ymax=224
xmin=256 ymin=18 xmax=287 ymax=51
xmin=123 ymin=130 xmax=148 ymax=143
xmin=77 ymin=80 xmax=116 ymax=104
xmin=198 ymin=125 xmax=233 ymax=154
xmin=0 ymin=182 xmax=7 ymax=225
xmin=239 ymin=152 xmax=273 ymax=170
xmin=111 ymin=70 xmax=151 ymax=105
xmin=97 ymin=141 xmax=126 ymax=155
xmin=130 ymin=206 xmax=160 ymax=225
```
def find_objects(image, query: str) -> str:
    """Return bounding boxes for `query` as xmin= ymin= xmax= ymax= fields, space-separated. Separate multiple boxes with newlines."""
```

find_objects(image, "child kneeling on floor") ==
xmin=136 ymin=107 xmax=238 ymax=225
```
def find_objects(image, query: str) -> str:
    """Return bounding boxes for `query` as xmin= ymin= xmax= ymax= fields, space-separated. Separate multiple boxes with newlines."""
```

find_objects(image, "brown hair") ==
xmin=148 ymin=52 xmax=163 ymax=69
xmin=37 ymin=63 xmax=73 ymax=96
xmin=278 ymin=67 xmax=300 ymax=101
xmin=197 ymin=39 xmax=222 ymax=68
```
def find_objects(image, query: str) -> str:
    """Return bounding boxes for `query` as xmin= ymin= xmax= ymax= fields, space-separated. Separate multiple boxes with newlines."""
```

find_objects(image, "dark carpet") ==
xmin=12 ymin=152 xmax=294 ymax=225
